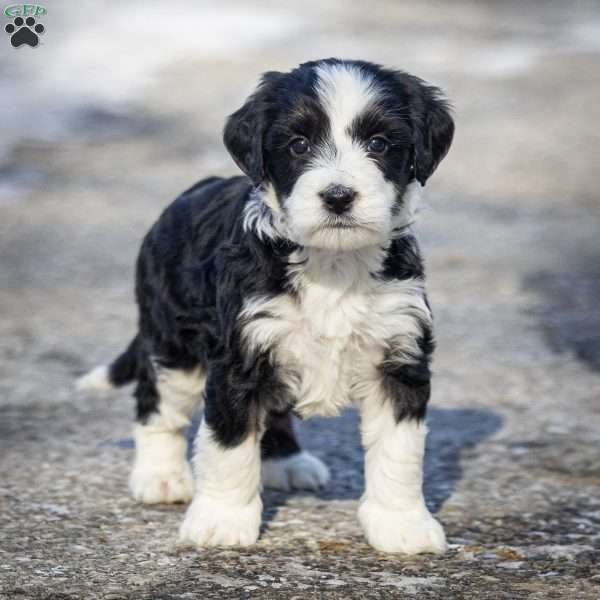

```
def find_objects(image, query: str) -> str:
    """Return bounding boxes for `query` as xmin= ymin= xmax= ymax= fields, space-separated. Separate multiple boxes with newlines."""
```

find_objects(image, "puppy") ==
xmin=78 ymin=58 xmax=454 ymax=554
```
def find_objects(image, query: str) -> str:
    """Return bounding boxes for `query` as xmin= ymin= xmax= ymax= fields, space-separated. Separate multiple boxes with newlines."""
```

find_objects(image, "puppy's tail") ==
xmin=76 ymin=335 xmax=139 ymax=393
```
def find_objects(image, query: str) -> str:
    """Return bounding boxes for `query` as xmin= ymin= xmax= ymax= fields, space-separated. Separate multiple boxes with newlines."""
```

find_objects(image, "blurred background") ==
xmin=1 ymin=1 xmax=599 ymax=598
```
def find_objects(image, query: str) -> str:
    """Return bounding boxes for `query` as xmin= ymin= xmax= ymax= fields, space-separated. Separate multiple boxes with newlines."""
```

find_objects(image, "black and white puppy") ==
xmin=78 ymin=58 xmax=454 ymax=554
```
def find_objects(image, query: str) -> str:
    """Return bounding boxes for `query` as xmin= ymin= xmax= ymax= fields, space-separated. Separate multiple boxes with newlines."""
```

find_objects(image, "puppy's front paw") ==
xmin=358 ymin=500 xmax=447 ymax=554
xmin=129 ymin=461 xmax=194 ymax=504
xmin=262 ymin=451 xmax=330 ymax=492
xmin=178 ymin=494 xmax=261 ymax=547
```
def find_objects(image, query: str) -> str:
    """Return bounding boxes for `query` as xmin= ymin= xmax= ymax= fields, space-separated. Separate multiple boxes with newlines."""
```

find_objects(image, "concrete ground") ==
xmin=1 ymin=1 xmax=599 ymax=598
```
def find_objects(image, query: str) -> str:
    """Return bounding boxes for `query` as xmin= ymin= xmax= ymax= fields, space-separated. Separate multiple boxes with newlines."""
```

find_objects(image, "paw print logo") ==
xmin=5 ymin=16 xmax=45 ymax=47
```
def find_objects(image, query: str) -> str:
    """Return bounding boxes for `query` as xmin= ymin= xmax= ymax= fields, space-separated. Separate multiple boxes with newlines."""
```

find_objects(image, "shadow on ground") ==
xmin=109 ymin=406 xmax=503 ymax=521
xmin=525 ymin=238 xmax=600 ymax=373
xmin=108 ymin=406 xmax=502 ymax=524
xmin=255 ymin=407 xmax=501 ymax=524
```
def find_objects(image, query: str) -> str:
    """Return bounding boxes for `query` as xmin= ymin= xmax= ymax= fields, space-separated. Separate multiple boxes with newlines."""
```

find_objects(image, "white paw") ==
xmin=358 ymin=500 xmax=447 ymax=554
xmin=178 ymin=494 xmax=261 ymax=547
xmin=262 ymin=451 xmax=330 ymax=492
xmin=129 ymin=461 xmax=194 ymax=504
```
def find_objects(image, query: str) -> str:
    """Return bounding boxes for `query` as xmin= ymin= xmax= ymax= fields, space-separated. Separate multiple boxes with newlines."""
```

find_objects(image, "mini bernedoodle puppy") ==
xmin=78 ymin=58 xmax=454 ymax=554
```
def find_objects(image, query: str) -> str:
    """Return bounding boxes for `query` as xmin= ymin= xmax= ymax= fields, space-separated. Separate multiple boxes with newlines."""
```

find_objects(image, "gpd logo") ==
xmin=4 ymin=4 xmax=46 ymax=47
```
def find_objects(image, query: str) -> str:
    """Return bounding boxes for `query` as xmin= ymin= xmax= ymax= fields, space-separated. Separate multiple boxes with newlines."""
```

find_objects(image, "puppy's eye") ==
xmin=289 ymin=137 xmax=310 ymax=157
xmin=367 ymin=136 xmax=388 ymax=154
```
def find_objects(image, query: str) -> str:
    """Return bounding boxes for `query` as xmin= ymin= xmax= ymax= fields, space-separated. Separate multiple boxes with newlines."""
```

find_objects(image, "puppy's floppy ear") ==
xmin=406 ymin=77 xmax=454 ymax=186
xmin=223 ymin=71 xmax=281 ymax=185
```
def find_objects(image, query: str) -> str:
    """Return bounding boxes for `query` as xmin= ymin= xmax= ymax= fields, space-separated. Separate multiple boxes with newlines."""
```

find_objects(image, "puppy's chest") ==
xmin=243 ymin=272 xmax=422 ymax=418
xmin=268 ymin=286 xmax=374 ymax=417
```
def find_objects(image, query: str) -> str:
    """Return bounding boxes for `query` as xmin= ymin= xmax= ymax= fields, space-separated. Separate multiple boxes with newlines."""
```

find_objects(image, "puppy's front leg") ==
xmin=358 ymin=392 xmax=446 ymax=554
xmin=179 ymin=417 xmax=263 ymax=547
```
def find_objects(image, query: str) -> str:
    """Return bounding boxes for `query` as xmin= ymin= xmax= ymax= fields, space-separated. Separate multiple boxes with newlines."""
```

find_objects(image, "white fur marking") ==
xmin=392 ymin=180 xmax=422 ymax=231
xmin=153 ymin=363 xmax=206 ymax=430
xmin=130 ymin=365 xmax=205 ymax=505
xmin=315 ymin=63 xmax=377 ymax=144
xmin=358 ymin=398 xmax=446 ymax=554
xmin=243 ymin=185 xmax=291 ymax=241
xmin=129 ymin=425 xmax=194 ymax=504
xmin=76 ymin=365 xmax=113 ymax=392
xmin=179 ymin=420 xmax=262 ymax=547
xmin=241 ymin=246 xmax=431 ymax=418
xmin=262 ymin=451 xmax=330 ymax=492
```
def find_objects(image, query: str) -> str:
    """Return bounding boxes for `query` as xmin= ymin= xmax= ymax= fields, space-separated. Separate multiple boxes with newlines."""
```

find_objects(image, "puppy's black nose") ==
xmin=319 ymin=184 xmax=356 ymax=215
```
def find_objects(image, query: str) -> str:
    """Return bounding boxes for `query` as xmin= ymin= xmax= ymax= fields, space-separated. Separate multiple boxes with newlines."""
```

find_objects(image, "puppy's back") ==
xmin=134 ymin=175 xmax=252 ymax=354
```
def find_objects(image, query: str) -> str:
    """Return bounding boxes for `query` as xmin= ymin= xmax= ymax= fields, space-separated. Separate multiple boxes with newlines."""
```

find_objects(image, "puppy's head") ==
xmin=224 ymin=59 xmax=454 ymax=250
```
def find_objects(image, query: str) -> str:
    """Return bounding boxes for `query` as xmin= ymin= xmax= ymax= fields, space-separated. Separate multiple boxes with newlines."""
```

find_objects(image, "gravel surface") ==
xmin=1 ymin=1 xmax=599 ymax=598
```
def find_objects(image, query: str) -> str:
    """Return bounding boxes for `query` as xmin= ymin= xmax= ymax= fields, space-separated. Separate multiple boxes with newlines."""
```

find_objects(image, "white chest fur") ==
xmin=240 ymin=246 xmax=430 ymax=417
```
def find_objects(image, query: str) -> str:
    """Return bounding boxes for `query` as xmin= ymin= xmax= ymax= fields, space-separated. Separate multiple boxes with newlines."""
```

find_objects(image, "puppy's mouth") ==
xmin=303 ymin=217 xmax=383 ymax=249
xmin=314 ymin=218 xmax=377 ymax=233
xmin=321 ymin=222 xmax=356 ymax=230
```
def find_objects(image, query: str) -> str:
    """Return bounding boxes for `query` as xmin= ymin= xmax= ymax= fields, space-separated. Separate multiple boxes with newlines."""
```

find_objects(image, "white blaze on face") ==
xmin=285 ymin=63 xmax=398 ymax=250
xmin=315 ymin=63 xmax=377 ymax=152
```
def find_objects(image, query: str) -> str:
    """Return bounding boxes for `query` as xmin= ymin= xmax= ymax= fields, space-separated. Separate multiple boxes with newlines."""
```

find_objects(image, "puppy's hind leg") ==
xmin=129 ymin=362 xmax=205 ymax=505
xmin=261 ymin=411 xmax=330 ymax=492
